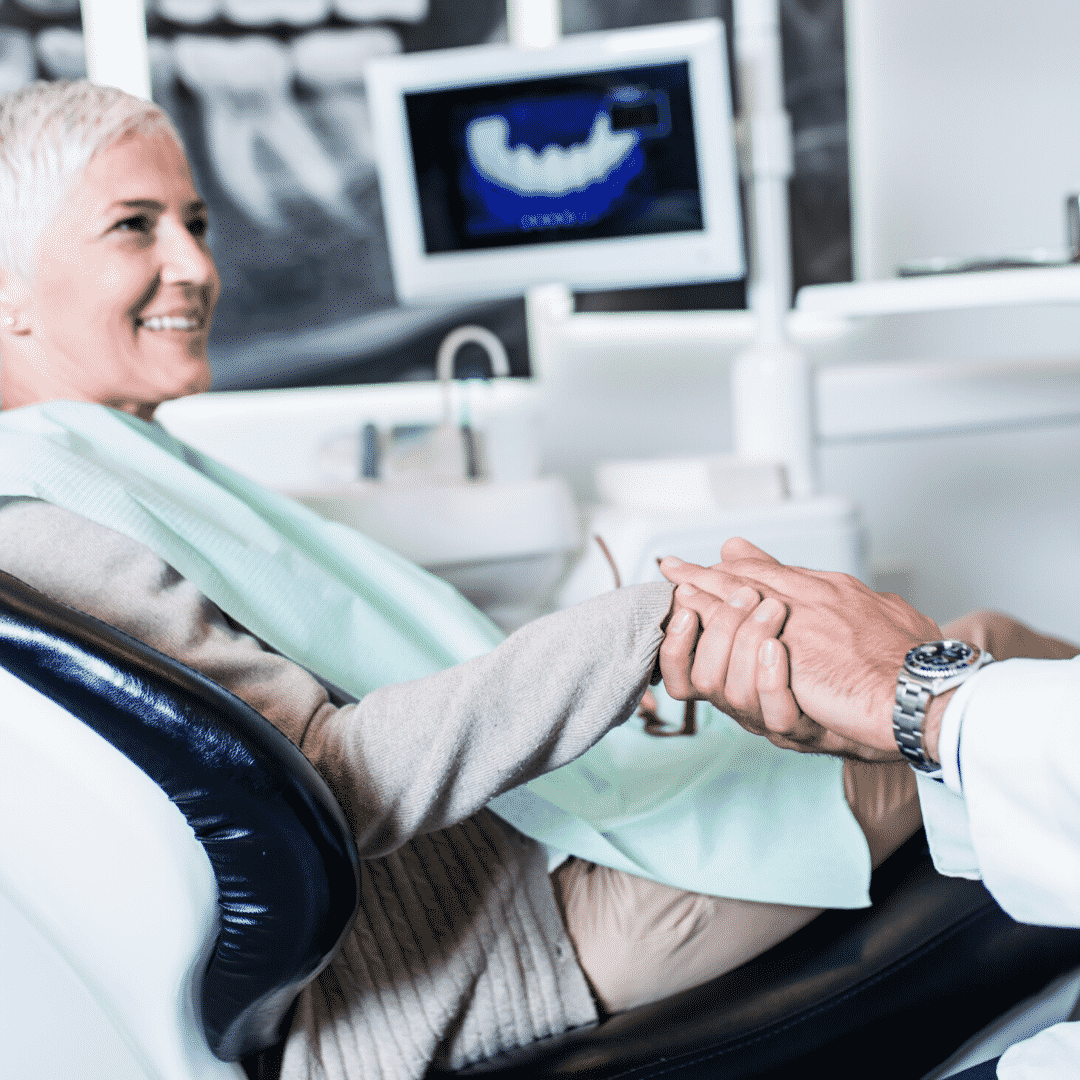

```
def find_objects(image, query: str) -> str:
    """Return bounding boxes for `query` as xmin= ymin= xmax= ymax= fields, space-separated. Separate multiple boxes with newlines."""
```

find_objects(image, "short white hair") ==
xmin=0 ymin=79 xmax=182 ymax=281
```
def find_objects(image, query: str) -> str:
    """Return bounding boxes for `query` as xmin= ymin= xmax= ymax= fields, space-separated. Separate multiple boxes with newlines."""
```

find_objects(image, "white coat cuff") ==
xmin=910 ymin=672 xmax=988 ymax=880
xmin=939 ymin=673 xmax=981 ymax=796
xmin=915 ymin=770 xmax=981 ymax=879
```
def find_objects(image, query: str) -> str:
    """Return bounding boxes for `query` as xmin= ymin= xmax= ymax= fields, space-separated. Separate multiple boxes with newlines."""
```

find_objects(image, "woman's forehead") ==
xmin=80 ymin=131 xmax=199 ymax=208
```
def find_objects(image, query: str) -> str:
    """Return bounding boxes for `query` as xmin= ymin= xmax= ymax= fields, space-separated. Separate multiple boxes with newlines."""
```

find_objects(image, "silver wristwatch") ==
xmin=894 ymin=640 xmax=994 ymax=776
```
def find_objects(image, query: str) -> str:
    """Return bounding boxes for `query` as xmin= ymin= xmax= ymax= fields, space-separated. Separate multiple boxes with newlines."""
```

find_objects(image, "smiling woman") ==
xmin=0 ymin=83 xmax=219 ymax=418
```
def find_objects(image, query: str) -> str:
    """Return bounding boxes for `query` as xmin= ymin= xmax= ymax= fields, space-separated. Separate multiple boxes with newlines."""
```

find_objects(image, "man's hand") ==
xmin=658 ymin=538 xmax=943 ymax=761
xmin=661 ymin=577 xmax=896 ymax=759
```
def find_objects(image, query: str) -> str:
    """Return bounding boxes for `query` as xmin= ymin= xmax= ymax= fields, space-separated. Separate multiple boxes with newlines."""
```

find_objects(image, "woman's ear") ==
xmin=0 ymin=269 xmax=31 ymax=335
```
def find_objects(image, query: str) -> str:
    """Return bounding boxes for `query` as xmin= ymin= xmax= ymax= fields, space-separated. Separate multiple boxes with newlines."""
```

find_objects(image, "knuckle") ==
xmin=820 ymin=570 xmax=864 ymax=595
xmin=725 ymin=685 xmax=752 ymax=713
xmin=763 ymin=713 xmax=795 ymax=735
xmin=696 ymin=671 xmax=725 ymax=697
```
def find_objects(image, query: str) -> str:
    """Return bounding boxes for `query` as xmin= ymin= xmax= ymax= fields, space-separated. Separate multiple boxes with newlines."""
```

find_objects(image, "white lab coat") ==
xmin=916 ymin=656 xmax=1080 ymax=1078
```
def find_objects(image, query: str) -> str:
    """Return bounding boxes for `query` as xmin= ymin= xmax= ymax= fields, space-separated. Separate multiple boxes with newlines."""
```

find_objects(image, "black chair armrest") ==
xmin=0 ymin=569 xmax=360 ymax=1062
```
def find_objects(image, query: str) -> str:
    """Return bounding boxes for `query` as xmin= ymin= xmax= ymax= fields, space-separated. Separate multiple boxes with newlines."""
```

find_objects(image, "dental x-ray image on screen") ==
xmin=368 ymin=19 xmax=744 ymax=304
xmin=410 ymin=63 xmax=699 ymax=252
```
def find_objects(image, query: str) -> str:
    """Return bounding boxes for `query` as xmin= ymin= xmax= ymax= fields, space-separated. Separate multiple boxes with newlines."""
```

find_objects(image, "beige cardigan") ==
xmin=0 ymin=497 xmax=673 ymax=1079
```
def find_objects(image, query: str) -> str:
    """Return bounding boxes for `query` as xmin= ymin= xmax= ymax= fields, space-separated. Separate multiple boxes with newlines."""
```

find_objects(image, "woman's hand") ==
xmin=942 ymin=610 xmax=1080 ymax=662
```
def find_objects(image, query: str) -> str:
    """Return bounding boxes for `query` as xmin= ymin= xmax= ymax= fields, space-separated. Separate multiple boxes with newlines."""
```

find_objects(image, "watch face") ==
xmin=904 ymin=639 xmax=979 ymax=680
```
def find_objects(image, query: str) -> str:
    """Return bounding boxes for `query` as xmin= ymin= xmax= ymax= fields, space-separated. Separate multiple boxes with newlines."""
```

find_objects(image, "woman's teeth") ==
xmin=140 ymin=315 xmax=198 ymax=331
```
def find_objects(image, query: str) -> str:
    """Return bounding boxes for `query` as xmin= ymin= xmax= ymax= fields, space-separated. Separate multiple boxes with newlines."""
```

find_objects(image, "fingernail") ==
xmin=728 ymin=585 xmax=757 ymax=609
xmin=761 ymin=639 xmax=778 ymax=666
xmin=660 ymin=556 xmax=685 ymax=569
xmin=677 ymin=581 xmax=699 ymax=597
xmin=670 ymin=609 xmax=695 ymax=633
xmin=755 ymin=597 xmax=782 ymax=622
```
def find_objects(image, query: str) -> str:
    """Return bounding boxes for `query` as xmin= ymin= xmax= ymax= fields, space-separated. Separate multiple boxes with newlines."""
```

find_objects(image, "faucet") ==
xmin=434 ymin=325 xmax=511 ymax=480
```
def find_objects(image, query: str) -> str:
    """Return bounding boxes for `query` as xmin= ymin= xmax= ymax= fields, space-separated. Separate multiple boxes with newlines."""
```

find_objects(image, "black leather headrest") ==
xmin=0 ymin=569 xmax=360 ymax=1061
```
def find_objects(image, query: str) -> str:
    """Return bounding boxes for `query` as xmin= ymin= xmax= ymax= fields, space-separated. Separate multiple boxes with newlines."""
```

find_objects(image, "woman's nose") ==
xmin=159 ymin=218 xmax=217 ymax=286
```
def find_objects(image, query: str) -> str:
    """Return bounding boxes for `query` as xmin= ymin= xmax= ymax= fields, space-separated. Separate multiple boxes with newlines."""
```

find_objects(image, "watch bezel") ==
xmin=903 ymin=639 xmax=982 ymax=682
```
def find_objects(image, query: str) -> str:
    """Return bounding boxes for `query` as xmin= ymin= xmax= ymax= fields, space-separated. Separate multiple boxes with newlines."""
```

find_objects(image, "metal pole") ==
xmin=507 ymin=0 xmax=561 ymax=50
xmin=506 ymin=0 xmax=568 ymax=382
xmin=80 ymin=0 xmax=152 ymax=101
xmin=732 ymin=0 xmax=816 ymax=496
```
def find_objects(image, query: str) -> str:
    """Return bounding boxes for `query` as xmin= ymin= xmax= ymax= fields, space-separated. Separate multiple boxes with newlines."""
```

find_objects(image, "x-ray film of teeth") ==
xmin=175 ymin=33 xmax=363 ymax=231
xmin=0 ymin=28 xmax=35 ymax=95
xmin=409 ymin=63 xmax=701 ymax=254
xmin=293 ymin=28 xmax=400 ymax=190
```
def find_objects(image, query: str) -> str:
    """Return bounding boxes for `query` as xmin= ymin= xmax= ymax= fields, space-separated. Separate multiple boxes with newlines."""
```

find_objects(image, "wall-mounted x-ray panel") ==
xmin=144 ymin=0 xmax=524 ymax=389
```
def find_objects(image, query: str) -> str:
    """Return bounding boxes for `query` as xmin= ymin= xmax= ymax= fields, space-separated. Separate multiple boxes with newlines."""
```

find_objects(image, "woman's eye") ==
xmin=187 ymin=217 xmax=209 ymax=239
xmin=115 ymin=215 xmax=151 ymax=234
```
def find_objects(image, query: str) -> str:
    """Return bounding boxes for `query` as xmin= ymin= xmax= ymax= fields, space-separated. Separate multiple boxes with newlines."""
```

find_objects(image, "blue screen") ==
xmin=406 ymin=62 xmax=702 ymax=254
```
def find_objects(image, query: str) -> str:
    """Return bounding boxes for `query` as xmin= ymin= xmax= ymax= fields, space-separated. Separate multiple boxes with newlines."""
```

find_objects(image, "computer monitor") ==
xmin=366 ymin=19 xmax=744 ymax=305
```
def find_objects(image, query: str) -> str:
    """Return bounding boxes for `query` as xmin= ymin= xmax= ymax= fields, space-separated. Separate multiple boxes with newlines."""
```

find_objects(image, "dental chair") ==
xmin=3 ymin=569 xmax=1080 ymax=1080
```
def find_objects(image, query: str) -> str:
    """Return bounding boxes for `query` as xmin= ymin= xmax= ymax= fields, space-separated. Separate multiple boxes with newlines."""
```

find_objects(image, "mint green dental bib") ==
xmin=0 ymin=401 xmax=871 ymax=908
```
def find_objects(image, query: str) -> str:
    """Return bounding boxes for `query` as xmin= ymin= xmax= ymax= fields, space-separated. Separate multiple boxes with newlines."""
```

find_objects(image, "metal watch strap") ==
xmin=893 ymin=675 xmax=939 ymax=773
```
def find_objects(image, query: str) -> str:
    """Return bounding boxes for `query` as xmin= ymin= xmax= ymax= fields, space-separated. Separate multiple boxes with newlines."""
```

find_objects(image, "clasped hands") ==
xmin=656 ymin=538 xmax=943 ymax=763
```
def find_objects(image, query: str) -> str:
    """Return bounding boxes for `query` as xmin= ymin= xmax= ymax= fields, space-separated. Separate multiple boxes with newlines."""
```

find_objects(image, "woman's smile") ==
xmin=136 ymin=314 xmax=205 ymax=331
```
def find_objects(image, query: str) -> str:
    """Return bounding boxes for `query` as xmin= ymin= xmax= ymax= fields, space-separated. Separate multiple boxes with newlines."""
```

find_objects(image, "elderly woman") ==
xmin=0 ymin=81 xmax=924 ymax=1080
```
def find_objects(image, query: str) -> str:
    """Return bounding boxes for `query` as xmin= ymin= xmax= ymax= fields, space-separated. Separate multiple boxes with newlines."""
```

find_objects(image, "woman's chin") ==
xmin=155 ymin=358 xmax=213 ymax=401
xmin=112 ymin=362 xmax=212 ymax=416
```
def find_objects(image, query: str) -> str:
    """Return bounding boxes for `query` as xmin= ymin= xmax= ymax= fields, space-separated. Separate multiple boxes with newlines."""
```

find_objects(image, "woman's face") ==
xmin=12 ymin=129 xmax=220 ymax=417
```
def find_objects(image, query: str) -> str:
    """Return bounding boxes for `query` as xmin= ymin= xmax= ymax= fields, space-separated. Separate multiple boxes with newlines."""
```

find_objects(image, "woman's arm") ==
xmin=0 ymin=498 xmax=672 ymax=857
xmin=942 ymin=609 xmax=1080 ymax=661
xmin=308 ymin=583 xmax=671 ymax=855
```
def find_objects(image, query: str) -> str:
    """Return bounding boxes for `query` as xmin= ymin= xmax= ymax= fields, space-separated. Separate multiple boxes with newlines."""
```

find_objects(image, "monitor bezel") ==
xmin=367 ymin=19 xmax=744 ymax=305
